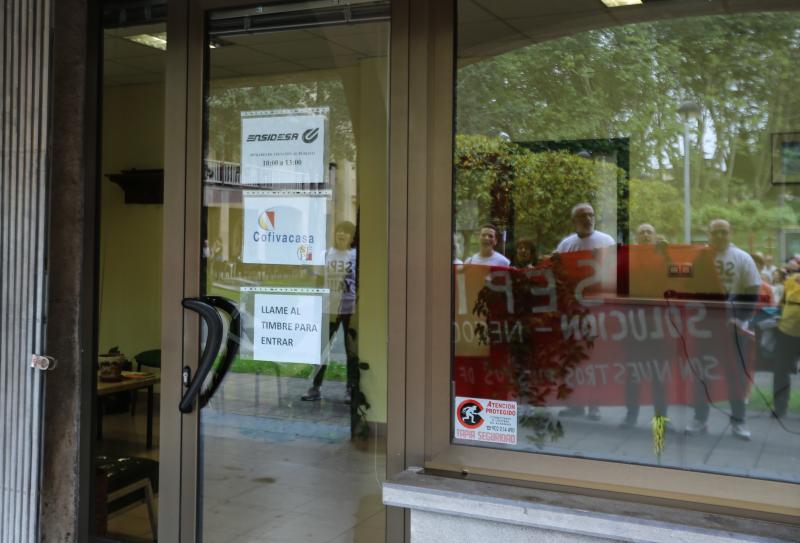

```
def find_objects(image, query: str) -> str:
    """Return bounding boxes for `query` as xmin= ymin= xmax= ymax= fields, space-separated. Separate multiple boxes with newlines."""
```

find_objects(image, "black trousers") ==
xmin=773 ymin=329 xmax=800 ymax=415
xmin=310 ymin=314 xmax=357 ymax=389
xmin=624 ymin=363 xmax=668 ymax=421
xmin=693 ymin=332 xmax=747 ymax=424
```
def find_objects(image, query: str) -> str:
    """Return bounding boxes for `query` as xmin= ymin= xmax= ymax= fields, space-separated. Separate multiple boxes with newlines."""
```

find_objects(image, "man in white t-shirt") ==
xmin=555 ymin=203 xmax=615 ymax=253
xmin=464 ymin=224 xmax=511 ymax=266
xmin=686 ymin=219 xmax=760 ymax=440
xmin=763 ymin=255 xmax=777 ymax=281
xmin=556 ymin=203 xmax=615 ymax=421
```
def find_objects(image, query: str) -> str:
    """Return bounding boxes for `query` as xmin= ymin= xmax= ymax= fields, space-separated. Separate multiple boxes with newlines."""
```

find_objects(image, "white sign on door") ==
xmin=249 ymin=287 xmax=327 ymax=365
xmin=241 ymin=108 xmax=328 ymax=185
xmin=242 ymin=191 xmax=327 ymax=266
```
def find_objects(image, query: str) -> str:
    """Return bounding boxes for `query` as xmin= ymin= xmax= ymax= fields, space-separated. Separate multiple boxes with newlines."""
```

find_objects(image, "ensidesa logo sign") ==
xmin=241 ymin=107 xmax=328 ymax=185
xmin=242 ymin=191 xmax=327 ymax=266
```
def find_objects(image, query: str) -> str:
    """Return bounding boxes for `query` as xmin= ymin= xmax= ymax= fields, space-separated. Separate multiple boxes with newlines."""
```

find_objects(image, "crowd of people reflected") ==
xmin=453 ymin=202 xmax=799 ymax=471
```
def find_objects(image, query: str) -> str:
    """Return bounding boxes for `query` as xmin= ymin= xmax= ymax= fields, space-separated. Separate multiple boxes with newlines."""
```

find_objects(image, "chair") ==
xmin=130 ymin=350 xmax=161 ymax=416
xmin=134 ymin=349 xmax=161 ymax=372
xmin=95 ymin=455 xmax=158 ymax=540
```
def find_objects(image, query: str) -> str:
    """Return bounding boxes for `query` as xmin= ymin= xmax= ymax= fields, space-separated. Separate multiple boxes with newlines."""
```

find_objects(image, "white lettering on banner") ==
xmin=560 ymin=305 xmax=711 ymax=342
xmin=241 ymin=108 xmax=327 ymax=185
xmin=242 ymin=192 xmax=327 ymax=266
xmin=454 ymin=397 xmax=517 ymax=445
xmin=252 ymin=291 xmax=325 ymax=364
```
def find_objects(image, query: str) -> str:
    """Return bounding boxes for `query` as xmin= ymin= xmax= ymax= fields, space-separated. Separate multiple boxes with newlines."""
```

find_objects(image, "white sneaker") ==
xmin=730 ymin=422 xmax=752 ymax=441
xmin=685 ymin=419 xmax=708 ymax=435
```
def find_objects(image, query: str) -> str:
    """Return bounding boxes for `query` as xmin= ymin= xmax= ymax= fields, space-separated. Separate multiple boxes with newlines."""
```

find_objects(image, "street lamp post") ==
xmin=678 ymin=100 xmax=700 ymax=244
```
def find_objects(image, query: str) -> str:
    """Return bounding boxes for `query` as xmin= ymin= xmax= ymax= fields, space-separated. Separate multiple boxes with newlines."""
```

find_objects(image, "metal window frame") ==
xmin=415 ymin=0 xmax=800 ymax=521
xmin=161 ymin=0 xmax=410 ymax=541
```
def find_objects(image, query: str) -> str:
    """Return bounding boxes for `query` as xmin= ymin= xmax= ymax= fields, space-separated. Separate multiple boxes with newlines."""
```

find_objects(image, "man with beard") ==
xmin=556 ymin=203 xmax=615 ymax=421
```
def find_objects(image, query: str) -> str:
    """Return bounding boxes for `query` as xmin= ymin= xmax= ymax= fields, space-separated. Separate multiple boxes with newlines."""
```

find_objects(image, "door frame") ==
xmin=159 ymin=1 xmax=412 ymax=541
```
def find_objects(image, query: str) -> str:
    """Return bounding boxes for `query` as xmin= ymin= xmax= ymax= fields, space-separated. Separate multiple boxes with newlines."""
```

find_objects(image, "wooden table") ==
xmin=97 ymin=374 xmax=159 ymax=449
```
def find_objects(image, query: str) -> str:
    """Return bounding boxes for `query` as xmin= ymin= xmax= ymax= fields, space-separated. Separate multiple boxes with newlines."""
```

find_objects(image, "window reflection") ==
xmin=452 ymin=3 xmax=800 ymax=482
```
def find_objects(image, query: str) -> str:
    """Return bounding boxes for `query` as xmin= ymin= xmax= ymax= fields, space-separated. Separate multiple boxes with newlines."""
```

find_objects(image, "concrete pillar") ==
xmin=39 ymin=0 xmax=98 ymax=540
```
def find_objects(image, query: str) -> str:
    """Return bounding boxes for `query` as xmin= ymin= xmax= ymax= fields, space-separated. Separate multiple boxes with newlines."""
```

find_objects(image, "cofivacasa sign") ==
xmin=242 ymin=190 xmax=327 ymax=266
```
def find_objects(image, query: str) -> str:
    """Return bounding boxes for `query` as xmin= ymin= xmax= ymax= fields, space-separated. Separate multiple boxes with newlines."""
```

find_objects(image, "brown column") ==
xmin=40 ymin=0 xmax=99 ymax=540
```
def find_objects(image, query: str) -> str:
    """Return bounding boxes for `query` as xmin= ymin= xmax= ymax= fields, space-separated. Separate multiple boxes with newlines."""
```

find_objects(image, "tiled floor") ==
xmin=201 ymin=372 xmax=386 ymax=543
xmin=97 ymin=371 xmax=386 ymax=543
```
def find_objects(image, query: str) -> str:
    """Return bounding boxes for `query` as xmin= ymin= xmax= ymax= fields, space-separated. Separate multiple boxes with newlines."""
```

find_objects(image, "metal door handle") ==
xmin=179 ymin=298 xmax=224 ymax=413
xmin=179 ymin=296 xmax=241 ymax=413
xmin=198 ymin=296 xmax=240 ymax=409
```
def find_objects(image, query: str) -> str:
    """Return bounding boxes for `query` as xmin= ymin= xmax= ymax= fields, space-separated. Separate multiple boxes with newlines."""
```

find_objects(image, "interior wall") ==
xmin=98 ymin=61 xmax=388 ymax=420
xmin=99 ymin=82 xmax=164 ymax=360
xmin=353 ymin=56 xmax=390 ymax=424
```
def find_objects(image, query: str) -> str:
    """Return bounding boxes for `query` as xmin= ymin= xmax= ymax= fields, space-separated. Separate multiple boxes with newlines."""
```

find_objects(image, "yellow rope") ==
xmin=652 ymin=415 xmax=669 ymax=457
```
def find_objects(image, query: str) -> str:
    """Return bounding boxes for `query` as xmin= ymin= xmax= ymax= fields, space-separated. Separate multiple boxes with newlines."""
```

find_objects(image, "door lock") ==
xmin=31 ymin=354 xmax=57 ymax=371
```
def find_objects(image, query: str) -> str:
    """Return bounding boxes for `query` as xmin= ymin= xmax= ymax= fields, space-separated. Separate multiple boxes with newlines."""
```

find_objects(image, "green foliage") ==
xmin=456 ymin=12 xmax=800 ymax=251
xmin=628 ymin=179 xmax=683 ymax=241
xmin=695 ymin=199 xmax=796 ymax=249
xmin=455 ymin=135 xmax=624 ymax=250
xmin=230 ymin=358 xmax=347 ymax=380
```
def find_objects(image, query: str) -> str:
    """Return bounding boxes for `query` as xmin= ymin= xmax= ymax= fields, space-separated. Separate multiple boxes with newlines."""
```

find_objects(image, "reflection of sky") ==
xmin=647 ymin=115 xmax=719 ymax=173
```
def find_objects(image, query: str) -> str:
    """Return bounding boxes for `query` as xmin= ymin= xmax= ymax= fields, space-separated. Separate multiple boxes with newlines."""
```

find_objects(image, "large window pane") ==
xmin=452 ymin=1 xmax=800 ymax=482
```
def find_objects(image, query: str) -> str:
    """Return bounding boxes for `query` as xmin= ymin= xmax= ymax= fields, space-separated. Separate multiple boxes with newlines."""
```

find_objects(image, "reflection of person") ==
xmin=302 ymin=221 xmax=358 ymax=402
xmin=464 ymin=224 xmax=510 ymax=266
xmin=514 ymin=238 xmax=538 ymax=268
xmin=621 ymin=223 xmax=670 ymax=429
xmin=453 ymin=233 xmax=464 ymax=265
xmin=772 ymin=267 xmax=787 ymax=304
xmin=557 ymin=203 xmax=615 ymax=421
xmin=686 ymin=219 xmax=759 ymax=440
xmin=763 ymin=255 xmax=777 ymax=280
xmin=555 ymin=203 xmax=615 ymax=252
xmin=634 ymin=223 xmax=656 ymax=244
xmin=773 ymin=271 xmax=800 ymax=418
xmin=210 ymin=238 xmax=224 ymax=277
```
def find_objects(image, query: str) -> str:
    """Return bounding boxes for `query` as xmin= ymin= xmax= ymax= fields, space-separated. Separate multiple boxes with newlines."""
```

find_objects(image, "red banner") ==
xmin=453 ymin=245 xmax=755 ymax=406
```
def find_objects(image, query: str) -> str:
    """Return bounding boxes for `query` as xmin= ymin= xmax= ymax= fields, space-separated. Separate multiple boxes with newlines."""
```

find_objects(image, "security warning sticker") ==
xmin=454 ymin=397 xmax=517 ymax=445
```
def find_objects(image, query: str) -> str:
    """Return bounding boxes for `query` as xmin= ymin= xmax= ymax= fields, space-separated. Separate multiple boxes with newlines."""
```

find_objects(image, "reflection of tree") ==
xmin=472 ymin=259 xmax=595 ymax=445
xmin=457 ymin=12 xmax=800 ymax=250
xmin=456 ymin=135 xmax=622 ymax=251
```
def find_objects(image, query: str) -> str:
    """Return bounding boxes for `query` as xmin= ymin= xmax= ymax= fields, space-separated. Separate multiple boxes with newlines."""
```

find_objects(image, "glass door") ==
xmin=169 ymin=1 xmax=391 ymax=541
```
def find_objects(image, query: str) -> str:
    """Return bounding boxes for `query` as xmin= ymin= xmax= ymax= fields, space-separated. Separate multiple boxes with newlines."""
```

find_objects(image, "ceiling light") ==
xmin=601 ymin=0 xmax=643 ymax=7
xmin=208 ymin=38 xmax=232 ymax=49
xmin=123 ymin=32 xmax=167 ymax=51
